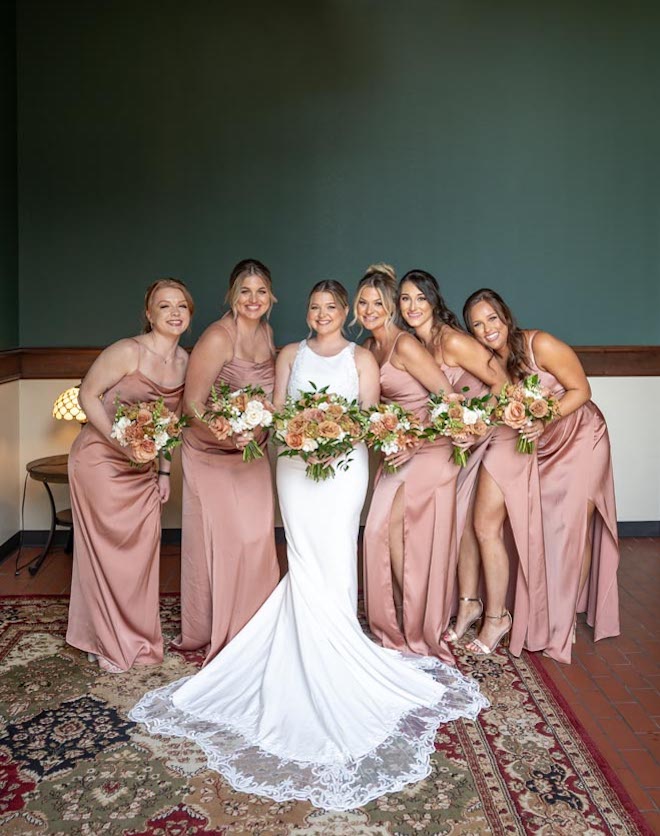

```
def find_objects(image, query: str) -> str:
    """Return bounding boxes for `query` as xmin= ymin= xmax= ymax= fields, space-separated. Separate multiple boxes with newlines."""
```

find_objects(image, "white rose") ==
xmin=230 ymin=417 xmax=247 ymax=434
xmin=260 ymin=410 xmax=273 ymax=427
xmin=382 ymin=441 xmax=400 ymax=455
xmin=430 ymin=403 xmax=449 ymax=420
xmin=154 ymin=431 xmax=169 ymax=450
xmin=244 ymin=401 xmax=265 ymax=428
xmin=302 ymin=438 xmax=318 ymax=452
xmin=462 ymin=408 xmax=479 ymax=425
xmin=318 ymin=402 xmax=329 ymax=411
xmin=369 ymin=413 xmax=383 ymax=423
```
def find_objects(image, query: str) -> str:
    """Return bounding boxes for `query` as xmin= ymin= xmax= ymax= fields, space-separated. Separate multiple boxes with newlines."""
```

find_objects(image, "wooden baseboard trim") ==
xmin=1 ymin=345 xmax=660 ymax=385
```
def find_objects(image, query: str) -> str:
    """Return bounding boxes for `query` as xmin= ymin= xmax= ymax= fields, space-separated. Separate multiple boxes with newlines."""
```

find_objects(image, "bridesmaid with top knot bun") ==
xmin=398 ymin=270 xmax=507 ymax=645
xmin=66 ymin=279 xmax=193 ymax=673
xmin=465 ymin=289 xmax=619 ymax=664
xmin=359 ymin=264 xmax=460 ymax=665
xmin=174 ymin=259 xmax=280 ymax=665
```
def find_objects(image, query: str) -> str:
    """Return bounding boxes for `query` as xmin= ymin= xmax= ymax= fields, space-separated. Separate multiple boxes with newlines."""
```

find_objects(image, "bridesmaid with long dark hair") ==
xmin=174 ymin=259 xmax=280 ymax=664
xmin=67 ymin=279 xmax=193 ymax=673
xmin=358 ymin=265 xmax=459 ymax=664
xmin=398 ymin=270 xmax=507 ymax=643
xmin=464 ymin=289 xmax=619 ymax=663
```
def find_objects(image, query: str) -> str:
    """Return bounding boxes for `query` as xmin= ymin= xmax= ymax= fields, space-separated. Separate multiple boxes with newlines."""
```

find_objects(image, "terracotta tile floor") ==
xmin=1 ymin=536 xmax=658 ymax=831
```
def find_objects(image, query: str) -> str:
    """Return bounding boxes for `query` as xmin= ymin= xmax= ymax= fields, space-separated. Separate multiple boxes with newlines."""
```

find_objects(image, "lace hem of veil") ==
xmin=129 ymin=656 xmax=488 ymax=812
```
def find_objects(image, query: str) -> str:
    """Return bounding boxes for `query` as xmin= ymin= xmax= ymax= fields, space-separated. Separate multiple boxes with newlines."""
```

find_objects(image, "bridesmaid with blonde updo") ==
xmin=174 ymin=259 xmax=280 ymax=664
xmin=398 ymin=270 xmax=507 ymax=645
xmin=359 ymin=264 xmax=459 ymax=665
xmin=464 ymin=289 xmax=619 ymax=663
xmin=67 ymin=279 xmax=193 ymax=673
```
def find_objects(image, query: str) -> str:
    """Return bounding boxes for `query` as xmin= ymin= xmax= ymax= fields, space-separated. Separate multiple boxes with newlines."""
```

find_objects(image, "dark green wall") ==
xmin=0 ymin=0 xmax=18 ymax=350
xmin=16 ymin=0 xmax=659 ymax=347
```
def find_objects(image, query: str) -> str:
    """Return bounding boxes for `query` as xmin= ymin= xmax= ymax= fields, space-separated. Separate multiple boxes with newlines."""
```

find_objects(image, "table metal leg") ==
xmin=28 ymin=482 xmax=57 ymax=576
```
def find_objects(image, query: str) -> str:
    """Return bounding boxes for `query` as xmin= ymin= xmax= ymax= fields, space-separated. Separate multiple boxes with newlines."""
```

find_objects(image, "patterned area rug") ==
xmin=0 ymin=595 xmax=650 ymax=835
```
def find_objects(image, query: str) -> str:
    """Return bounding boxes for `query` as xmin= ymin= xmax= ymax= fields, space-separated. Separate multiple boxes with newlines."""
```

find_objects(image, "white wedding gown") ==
xmin=129 ymin=340 xmax=488 ymax=810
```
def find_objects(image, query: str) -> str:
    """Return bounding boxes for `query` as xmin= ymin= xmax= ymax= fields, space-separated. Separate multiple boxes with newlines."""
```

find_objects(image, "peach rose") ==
xmin=124 ymin=424 xmax=145 ymax=443
xmin=232 ymin=393 xmax=248 ymax=412
xmin=285 ymin=431 xmax=304 ymax=449
xmin=503 ymin=400 xmax=528 ymax=429
xmin=447 ymin=392 xmax=465 ymax=403
xmin=318 ymin=420 xmax=341 ymax=439
xmin=448 ymin=405 xmax=464 ymax=421
xmin=306 ymin=422 xmax=320 ymax=439
xmin=136 ymin=408 xmax=153 ymax=426
xmin=305 ymin=408 xmax=325 ymax=423
xmin=372 ymin=421 xmax=389 ymax=440
xmin=208 ymin=415 xmax=232 ymax=441
xmin=382 ymin=413 xmax=399 ymax=431
xmin=529 ymin=399 xmax=549 ymax=419
xmin=326 ymin=404 xmax=344 ymax=420
xmin=473 ymin=419 xmax=489 ymax=436
xmin=288 ymin=415 xmax=308 ymax=434
xmin=511 ymin=387 xmax=525 ymax=403
xmin=131 ymin=438 xmax=157 ymax=463
xmin=167 ymin=421 xmax=181 ymax=437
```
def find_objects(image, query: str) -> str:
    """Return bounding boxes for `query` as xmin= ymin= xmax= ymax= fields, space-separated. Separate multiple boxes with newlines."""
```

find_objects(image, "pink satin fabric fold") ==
xmin=528 ymin=334 xmax=620 ymax=663
xmin=363 ymin=361 xmax=459 ymax=665
xmin=174 ymin=316 xmax=280 ymax=665
xmin=479 ymin=425 xmax=550 ymax=656
xmin=66 ymin=370 xmax=183 ymax=671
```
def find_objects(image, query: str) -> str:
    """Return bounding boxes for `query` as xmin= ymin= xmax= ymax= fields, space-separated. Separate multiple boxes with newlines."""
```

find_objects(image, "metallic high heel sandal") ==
xmin=443 ymin=597 xmax=483 ymax=642
xmin=467 ymin=610 xmax=512 ymax=656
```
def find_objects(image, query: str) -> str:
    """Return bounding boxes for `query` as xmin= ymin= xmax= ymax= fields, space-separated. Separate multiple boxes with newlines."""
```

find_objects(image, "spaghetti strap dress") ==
xmin=363 ymin=336 xmax=460 ymax=665
xmin=527 ymin=330 xmax=620 ymax=663
xmin=66 ymin=346 xmax=183 ymax=672
xmin=174 ymin=314 xmax=279 ymax=664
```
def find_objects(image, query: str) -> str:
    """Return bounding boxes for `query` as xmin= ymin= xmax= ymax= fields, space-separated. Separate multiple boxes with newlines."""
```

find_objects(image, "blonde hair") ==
xmin=225 ymin=258 xmax=277 ymax=318
xmin=351 ymin=263 xmax=398 ymax=327
xmin=306 ymin=280 xmax=349 ymax=337
xmin=143 ymin=278 xmax=194 ymax=333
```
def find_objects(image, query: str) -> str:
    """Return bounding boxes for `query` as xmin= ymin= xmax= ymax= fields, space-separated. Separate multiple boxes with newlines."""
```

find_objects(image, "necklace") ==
xmin=146 ymin=335 xmax=177 ymax=365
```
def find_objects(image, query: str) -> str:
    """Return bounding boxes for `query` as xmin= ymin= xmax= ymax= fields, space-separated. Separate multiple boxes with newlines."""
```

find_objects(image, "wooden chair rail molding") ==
xmin=1 ymin=345 xmax=660 ymax=385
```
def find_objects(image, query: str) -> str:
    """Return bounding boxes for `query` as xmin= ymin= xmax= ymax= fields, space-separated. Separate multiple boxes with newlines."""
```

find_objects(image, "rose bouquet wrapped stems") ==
xmin=111 ymin=397 xmax=188 ymax=466
xmin=196 ymin=383 xmax=275 ymax=462
xmin=364 ymin=402 xmax=423 ymax=474
xmin=272 ymin=383 xmax=368 ymax=481
xmin=423 ymin=388 xmax=493 ymax=467
xmin=494 ymin=374 xmax=560 ymax=453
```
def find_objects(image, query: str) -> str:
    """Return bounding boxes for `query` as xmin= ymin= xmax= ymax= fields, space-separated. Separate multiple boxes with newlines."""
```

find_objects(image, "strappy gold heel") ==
xmin=466 ymin=610 xmax=512 ymax=656
xmin=443 ymin=597 xmax=483 ymax=642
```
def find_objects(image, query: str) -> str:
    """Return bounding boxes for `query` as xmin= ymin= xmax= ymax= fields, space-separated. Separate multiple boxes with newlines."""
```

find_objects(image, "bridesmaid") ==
xmin=465 ymin=289 xmax=619 ymax=663
xmin=460 ymin=290 xmax=549 ymax=657
xmin=398 ymin=270 xmax=507 ymax=643
xmin=67 ymin=279 xmax=193 ymax=673
xmin=174 ymin=259 xmax=280 ymax=664
xmin=358 ymin=265 xmax=459 ymax=665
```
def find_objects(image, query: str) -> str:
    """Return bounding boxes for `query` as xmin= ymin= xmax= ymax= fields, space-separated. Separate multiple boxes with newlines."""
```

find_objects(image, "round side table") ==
xmin=26 ymin=454 xmax=73 ymax=575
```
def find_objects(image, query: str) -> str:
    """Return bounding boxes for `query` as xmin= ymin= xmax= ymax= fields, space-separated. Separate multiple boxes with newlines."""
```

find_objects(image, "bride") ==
xmin=129 ymin=279 xmax=488 ymax=811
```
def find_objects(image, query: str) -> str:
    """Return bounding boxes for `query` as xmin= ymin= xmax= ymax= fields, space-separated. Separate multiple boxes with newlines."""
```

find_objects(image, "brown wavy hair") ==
xmin=463 ymin=288 xmax=531 ymax=382
xmin=398 ymin=269 xmax=462 ymax=339
xmin=143 ymin=278 xmax=194 ymax=333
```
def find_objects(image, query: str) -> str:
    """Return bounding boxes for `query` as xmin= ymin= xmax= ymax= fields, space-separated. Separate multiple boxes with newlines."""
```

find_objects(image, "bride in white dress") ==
xmin=129 ymin=280 xmax=488 ymax=811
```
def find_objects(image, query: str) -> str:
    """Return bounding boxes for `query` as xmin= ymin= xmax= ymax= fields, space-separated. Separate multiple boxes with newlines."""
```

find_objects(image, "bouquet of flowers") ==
xmin=364 ymin=402 xmax=423 ymax=474
xmin=424 ymin=389 xmax=493 ymax=467
xmin=273 ymin=384 xmax=367 ymax=481
xmin=494 ymin=374 xmax=560 ymax=453
xmin=111 ymin=397 xmax=187 ymax=465
xmin=196 ymin=383 xmax=275 ymax=462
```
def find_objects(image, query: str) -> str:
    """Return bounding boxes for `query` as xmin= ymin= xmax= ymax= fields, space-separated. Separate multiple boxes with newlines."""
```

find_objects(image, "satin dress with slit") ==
xmin=527 ymin=331 xmax=620 ymax=663
xmin=66 ymin=355 xmax=183 ymax=672
xmin=363 ymin=340 xmax=461 ymax=665
xmin=477 ymin=423 xmax=550 ymax=657
xmin=174 ymin=314 xmax=279 ymax=664
xmin=129 ymin=339 xmax=487 ymax=811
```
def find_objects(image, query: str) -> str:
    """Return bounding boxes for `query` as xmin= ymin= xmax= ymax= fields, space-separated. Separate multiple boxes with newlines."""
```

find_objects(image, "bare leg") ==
xmin=389 ymin=485 xmax=405 ymax=629
xmin=444 ymin=495 xmax=482 ymax=640
xmin=466 ymin=468 xmax=511 ymax=652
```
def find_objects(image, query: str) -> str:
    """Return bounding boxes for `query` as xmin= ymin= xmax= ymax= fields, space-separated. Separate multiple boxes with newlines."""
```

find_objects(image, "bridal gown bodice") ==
xmin=130 ymin=339 xmax=488 ymax=811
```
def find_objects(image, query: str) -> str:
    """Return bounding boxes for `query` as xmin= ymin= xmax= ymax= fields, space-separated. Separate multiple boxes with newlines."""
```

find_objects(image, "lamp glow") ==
xmin=53 ymin=387 xmax=87 ymax=423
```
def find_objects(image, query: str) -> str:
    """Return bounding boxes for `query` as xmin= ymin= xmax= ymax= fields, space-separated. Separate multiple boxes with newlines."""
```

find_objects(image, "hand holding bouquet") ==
xmin=364 ymin=402 xmax=423 ymax=474
xmin=197 ymin=383 xmax=275 ymax=462
xmin=273 ymin=384 xmax=367 ymax=481
xmin=494 ymin=374 xmax=559 ymax=453
xmin=111 ymin=397 xmax=187 ymax=465
xmin=424 ymin=389 xmax=493 ymax=467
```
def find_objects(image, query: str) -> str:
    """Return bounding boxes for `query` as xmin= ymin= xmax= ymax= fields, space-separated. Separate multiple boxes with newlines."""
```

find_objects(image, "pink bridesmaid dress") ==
xmin=440 ymin=362 xmax=490 ymax=544
xmin=478 ymin=425 xmax=550 ymax=657
xmin=66 ymin=350 xmax=183 ymax=672
xmin=363 ymin=342 xmax=460 ymax=666
xmin=174 ymin=315 xmax=279 ymax=664
xmin=527 ymin=331 xmax=620 ymax=663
